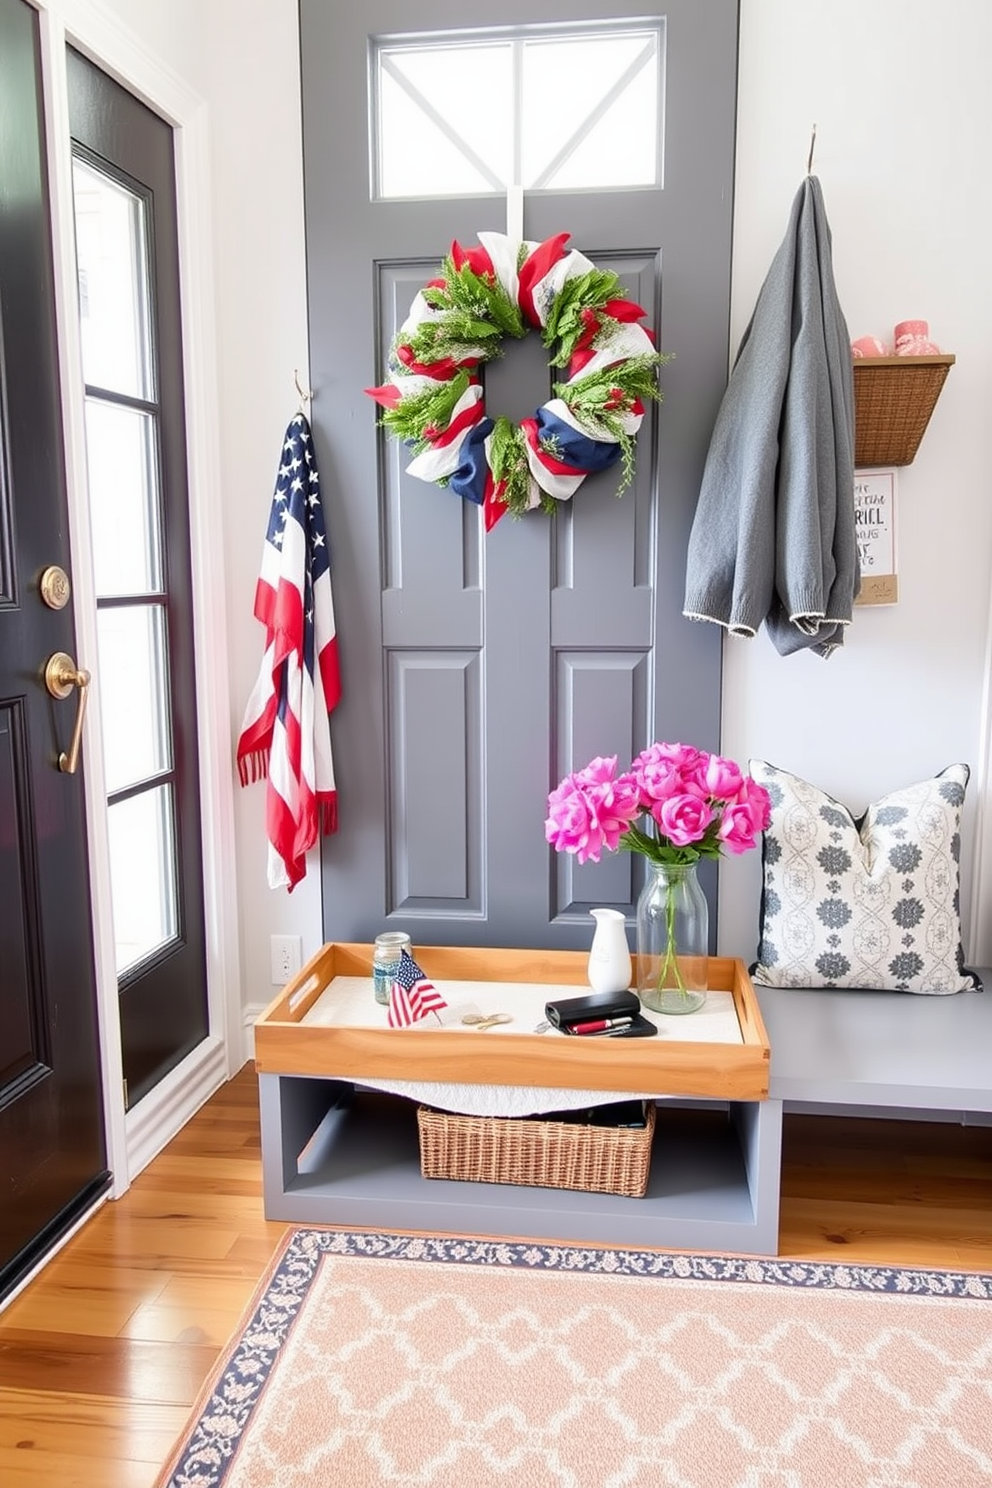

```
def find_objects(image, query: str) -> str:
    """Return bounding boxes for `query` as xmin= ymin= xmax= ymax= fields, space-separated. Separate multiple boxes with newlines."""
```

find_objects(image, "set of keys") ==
xmin=460 ymin=1012 xmax=513 ymax=1031
xmin=459 ymin=1012 xmax=554 ymax=1033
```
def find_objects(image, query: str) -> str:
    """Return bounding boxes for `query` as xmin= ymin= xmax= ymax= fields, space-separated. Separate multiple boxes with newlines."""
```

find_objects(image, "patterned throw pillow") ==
xmin=749 ymin=760 xmax=981 ymax=994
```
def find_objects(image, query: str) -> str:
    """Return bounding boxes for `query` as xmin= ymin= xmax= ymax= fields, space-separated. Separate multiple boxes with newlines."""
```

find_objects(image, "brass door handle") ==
xmin=44 ymin=651 xmax=91 ymax=774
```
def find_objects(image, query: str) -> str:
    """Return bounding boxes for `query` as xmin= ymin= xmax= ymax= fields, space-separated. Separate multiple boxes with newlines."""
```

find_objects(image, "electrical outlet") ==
xmin=270 ymin=934 xmax=303 ymax=985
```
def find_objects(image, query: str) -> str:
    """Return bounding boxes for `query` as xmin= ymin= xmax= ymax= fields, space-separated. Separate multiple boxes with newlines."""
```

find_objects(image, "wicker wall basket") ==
xmin=417 ymin=1101 xmax=656 ymax=1197
xmin=853 ymin=354 xmax=954 ymax=467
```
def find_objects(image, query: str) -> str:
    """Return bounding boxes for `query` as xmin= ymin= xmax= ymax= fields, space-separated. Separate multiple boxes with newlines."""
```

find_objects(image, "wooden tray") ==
xmin=254 ymin=944 xmax=771 ymax=1101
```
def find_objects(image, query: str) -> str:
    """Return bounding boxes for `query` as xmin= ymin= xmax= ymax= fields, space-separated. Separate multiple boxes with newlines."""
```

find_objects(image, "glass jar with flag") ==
xmin=372 ymin=932 xmax=412 ymax=1005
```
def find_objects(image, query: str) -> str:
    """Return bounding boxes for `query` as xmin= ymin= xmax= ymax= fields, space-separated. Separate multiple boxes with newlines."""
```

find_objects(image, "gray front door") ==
xmin=301 ymin=1 xmax=738 ymax=951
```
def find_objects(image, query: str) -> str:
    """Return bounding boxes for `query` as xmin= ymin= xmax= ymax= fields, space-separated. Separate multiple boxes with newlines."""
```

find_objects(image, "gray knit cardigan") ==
xmin=683 ymin=176 xmax=859 ymax=658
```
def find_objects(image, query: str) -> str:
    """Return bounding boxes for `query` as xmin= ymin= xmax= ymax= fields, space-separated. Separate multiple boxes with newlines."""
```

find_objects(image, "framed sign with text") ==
xmin=854 ymin=469 xmax=897 ymax=605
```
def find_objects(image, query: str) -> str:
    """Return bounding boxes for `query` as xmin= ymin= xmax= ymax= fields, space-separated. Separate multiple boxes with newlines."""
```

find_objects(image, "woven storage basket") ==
xmin=853 ymin=354 xmax=954 ymax=467
xmin=416 ymin=1100 xmax=656 ymax=1197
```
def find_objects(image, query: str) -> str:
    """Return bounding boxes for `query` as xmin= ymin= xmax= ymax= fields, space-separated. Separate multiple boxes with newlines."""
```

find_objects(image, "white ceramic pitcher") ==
xmin=587 ymin=907 xmax=632 ymax=994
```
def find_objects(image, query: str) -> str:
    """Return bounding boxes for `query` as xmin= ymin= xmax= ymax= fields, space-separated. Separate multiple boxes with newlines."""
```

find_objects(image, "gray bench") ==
xmin=755 ymin=974 xmax=992 ymax=1120
xmin=257 ymin=974 xmax=990 ymax=1260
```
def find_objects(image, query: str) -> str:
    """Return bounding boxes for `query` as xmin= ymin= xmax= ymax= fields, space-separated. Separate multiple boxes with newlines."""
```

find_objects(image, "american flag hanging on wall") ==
xmin=236 ymin=412 xmax=341 ymax=890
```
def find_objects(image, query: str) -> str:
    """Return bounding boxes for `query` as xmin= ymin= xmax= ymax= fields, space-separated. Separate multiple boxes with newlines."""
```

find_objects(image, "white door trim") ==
xmin=32 ymin=0 xmax=243 ymax=1191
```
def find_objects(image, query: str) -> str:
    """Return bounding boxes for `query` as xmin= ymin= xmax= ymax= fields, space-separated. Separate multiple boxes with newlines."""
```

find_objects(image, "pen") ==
xmin=571 ymin=1016 xmax=634 ymax=1035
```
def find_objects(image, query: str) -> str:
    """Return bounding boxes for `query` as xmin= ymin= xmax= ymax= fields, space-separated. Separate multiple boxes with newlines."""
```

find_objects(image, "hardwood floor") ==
xmin=0 ymin=1064 xmax=989 ymax=1486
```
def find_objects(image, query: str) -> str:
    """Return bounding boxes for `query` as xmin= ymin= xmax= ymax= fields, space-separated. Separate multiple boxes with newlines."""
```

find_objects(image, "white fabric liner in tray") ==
xmin=298 ymin=976 xmax=744 ymax=1117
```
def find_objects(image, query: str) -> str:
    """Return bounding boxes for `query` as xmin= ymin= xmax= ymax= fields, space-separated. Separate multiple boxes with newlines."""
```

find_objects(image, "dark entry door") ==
xmin=0 ymin=0 xmax=108 ymax=1300
xmin=66 ymin=49 xmax=209 ymax=1109
xmin=301 ymin=1 xmax=738 ymax=950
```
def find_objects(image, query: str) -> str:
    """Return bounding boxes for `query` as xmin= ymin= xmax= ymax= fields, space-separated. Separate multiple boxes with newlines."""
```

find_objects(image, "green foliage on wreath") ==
xmin=556 ymin=355 xmax=669 ymax=428
xmin=542 ymin=268 xmax=627 ymax=367
xmin=487 ymin=417 xmax=537 ymax=517
xmin=413 ymin=256 xmax=525 ymax=366
xmin=398 ymin=317 xmax=500 ymax=370
xmin=377 ymin=370 xmax=473 ymax=452
xmin=554 ymin=354 xmax=672 ymax=496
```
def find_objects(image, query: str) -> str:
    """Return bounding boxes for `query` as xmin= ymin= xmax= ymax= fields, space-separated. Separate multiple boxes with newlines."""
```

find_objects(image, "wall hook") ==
xmin=294 ymin=368 xmax=313 ymax=411
xmin=806 ymin=123 xmax=817 ymax=176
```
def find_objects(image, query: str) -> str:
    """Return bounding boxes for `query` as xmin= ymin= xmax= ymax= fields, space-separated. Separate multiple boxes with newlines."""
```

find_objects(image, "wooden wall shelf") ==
xmin=853 ymin=353 xmax=955 ymax=467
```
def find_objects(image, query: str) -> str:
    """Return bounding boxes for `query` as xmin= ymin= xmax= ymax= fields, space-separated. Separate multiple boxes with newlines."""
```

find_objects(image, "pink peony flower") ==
xmin=631 ymin=742 xmax=707 ymax=810
xmin=546 ymin=741 xmax=769 ymax=867
xmin=545 ymin=755 xmax=640 ymax=865
xmin=699 ymin=753 xmax=744 ymax=802
xmin=735 ymin=776 xmax=772 ymax=832
xmin=633 ymin=741 xmax=705 ymax=782
xmin=632 ymin=756 xmax=682 ymax=806
xmin=716 ymin=803 xmax=761 ymax=854
xmin=655 ymin=793 xmax=714 ymax=847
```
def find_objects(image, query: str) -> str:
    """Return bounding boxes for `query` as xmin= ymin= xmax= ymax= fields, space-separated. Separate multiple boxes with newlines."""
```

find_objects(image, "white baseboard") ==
xmin=242 ymin=1002 xmax=268 ymax=1062
xmin=125 ymin=1035 xmax=229 ymax=1181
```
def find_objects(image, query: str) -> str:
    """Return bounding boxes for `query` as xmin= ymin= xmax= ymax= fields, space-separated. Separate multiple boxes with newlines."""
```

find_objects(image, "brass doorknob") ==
xmin=39 ymin=564 xmax=71 ymax=610
xmin=44 ymin=651 xmax=91 ymax=774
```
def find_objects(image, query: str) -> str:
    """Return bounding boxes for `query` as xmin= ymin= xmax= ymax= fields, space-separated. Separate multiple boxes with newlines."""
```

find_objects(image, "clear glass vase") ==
xmin=635 ymin=861 xmax=709 ymax=1014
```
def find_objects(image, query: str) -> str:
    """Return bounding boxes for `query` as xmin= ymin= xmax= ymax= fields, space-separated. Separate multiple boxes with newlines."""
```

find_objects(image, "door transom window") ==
xmin=372 ymin=21 xmax=665 ymax=200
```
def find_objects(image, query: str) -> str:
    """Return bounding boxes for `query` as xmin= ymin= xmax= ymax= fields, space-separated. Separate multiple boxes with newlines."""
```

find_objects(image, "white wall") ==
xmin=83 ymin=0 xmax=992 ymax=1010
xmin=719 ymin=0 xmax=992 ymax=965
xmin=83 ymin=0 xmax=323 ymax=1021
xmin=175 ymin=0 xmax=326 ymax=1012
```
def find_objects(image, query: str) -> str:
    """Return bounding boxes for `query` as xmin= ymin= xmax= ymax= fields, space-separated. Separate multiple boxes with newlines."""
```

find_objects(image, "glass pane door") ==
xmin=68 ymin=46 xmax=209 ymax=1109
xmin=73 ymin=153 xmax=180 ymax=979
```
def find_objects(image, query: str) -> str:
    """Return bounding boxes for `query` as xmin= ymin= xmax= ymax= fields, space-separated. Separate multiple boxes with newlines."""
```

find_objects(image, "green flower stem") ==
xmin=618 ymin=824 xmax=700 ymax=868
xmin=657 ymin=877 xmax=688 ymax=997
xmin=625 ymin=842 xmax=711 ymax=1009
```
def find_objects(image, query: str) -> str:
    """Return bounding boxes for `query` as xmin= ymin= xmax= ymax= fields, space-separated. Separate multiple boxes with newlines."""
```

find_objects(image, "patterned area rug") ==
xmin=156 ymin=1229 xmax=992 ymax=1488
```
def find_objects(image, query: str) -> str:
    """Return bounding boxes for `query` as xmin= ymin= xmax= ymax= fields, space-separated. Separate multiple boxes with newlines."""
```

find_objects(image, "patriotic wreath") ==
xmin=365 ymin=231 xmax=668 ymax=532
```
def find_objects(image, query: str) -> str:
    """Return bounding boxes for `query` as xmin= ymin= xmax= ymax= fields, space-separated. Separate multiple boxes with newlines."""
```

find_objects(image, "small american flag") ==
xmin=387 ymin=951 xmax=448 ymax=1028
xmin=236 ymin=412 xmax=341 ymax=890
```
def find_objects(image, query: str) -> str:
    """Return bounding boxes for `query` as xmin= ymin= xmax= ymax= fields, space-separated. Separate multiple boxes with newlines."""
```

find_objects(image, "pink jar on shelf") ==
xmin=851 ymin=335 xmax=887 ymax=358
xmin=894 ymin=319 xmax=940 ymax=355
